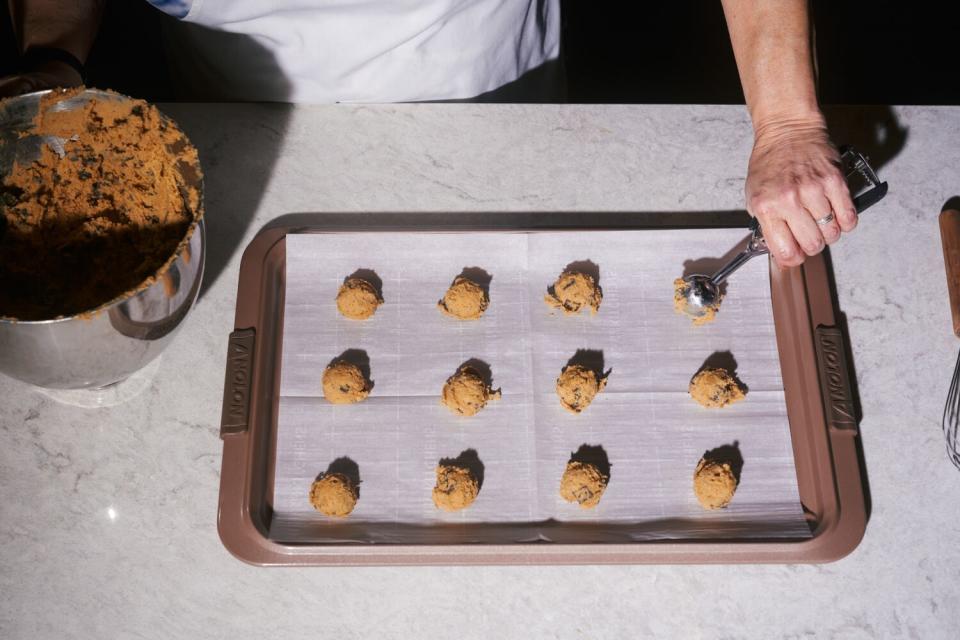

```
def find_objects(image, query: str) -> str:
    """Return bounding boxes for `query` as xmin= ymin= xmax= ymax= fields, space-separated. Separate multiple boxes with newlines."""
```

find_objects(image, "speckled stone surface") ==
xmin=2 ymin=104 xmax=959 ymax=639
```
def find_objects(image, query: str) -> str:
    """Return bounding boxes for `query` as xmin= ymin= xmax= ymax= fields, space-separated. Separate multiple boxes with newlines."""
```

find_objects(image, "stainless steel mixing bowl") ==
xmin=0 ymin=89 xmax=204 ymax=389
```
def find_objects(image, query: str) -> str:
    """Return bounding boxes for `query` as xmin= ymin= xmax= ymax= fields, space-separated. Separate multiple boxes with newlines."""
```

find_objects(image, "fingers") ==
xmin=822 ymin=166 xmax=858 ymax=232
xmin=759 ymin=216 xmax=805 ymax=268
xmin=785 ymin=208 xmax=826 ymax=257
xmin=744 ymin=124 xmax=860 ymax=268
xmin=750 ymin=188 xmax=824 ymax=266
xmin=748 ymin=191 xmax=805 ymax=268
xmin=798 ymin=183 xmax=841 ymax=245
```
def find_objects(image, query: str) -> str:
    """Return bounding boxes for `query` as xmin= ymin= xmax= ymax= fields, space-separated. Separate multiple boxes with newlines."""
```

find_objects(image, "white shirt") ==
xmin=151 ymin=0 xmax=561 ymax=103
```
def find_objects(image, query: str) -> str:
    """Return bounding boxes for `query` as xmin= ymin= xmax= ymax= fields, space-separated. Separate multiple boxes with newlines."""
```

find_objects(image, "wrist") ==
xmin=752 ymin=109 xmax=827 ymax=148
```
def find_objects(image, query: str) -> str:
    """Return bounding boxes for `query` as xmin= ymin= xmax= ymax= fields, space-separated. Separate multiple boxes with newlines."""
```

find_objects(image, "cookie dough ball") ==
xmin=673 ymin=277 xmax=722 ymax=326
xmin=336 ymin=277 xmax=383 ymax=320
xmin=689 ymin=367 xmax=745 ymax=409
xmin=441 ymin=365 xmax=501 ymax=416
xmin=556 ymin=364 xmax=608 ymax=414
xmin=432 ymin=464 xmax=480 ymax=511
xmin=438 ymin=276 xmax=489 ymax=320
xmin=693 ymin=458 xmax=738 ymax=509
xmin=322 ymin=360 xmax=372 ymax=404
xmin=309 ymin=472 xmax=358 ymax=517
xmin=545 ymin=270 xmax=602 ymax=315
xmin=559 ymin=460 xmax=609 ymax=509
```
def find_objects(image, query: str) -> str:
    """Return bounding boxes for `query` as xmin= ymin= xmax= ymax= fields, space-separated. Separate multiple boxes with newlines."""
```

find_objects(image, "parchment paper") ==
xmin=270 ymin=229 xmax=811 ymax=542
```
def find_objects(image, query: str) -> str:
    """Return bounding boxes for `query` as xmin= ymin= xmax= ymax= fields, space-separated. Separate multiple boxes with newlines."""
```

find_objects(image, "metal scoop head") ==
xmin=678 ymin=275 xmax=721 ymax=319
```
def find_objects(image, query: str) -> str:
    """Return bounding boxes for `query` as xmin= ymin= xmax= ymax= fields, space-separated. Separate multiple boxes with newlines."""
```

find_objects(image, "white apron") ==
xmin=151 ymin=0 xmax=560 ymax=102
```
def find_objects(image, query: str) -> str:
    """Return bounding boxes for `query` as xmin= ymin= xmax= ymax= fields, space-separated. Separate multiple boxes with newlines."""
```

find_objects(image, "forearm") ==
xmin=720 ymin=0 xmax=821 ymax=135
xmin=721 ymin=0 xmax=857 ymax=268
xmin=8 ymin=0 xmax=105 ymax=62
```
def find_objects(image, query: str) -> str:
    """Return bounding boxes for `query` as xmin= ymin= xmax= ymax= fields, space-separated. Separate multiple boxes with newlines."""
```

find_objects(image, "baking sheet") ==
xmin=270 ymin=229 xmax=811 ymax=541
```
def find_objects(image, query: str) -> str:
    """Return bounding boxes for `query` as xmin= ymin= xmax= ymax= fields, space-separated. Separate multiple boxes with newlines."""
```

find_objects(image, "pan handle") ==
xmin=814 ymin=326 xmax=859 ymax=434
xmin=220 ymin=328 xmax=256 ymax=437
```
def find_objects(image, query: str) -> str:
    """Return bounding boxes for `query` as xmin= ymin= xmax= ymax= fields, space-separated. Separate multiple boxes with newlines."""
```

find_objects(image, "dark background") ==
xmin=1 ymin=1 xmax=958 ymax=105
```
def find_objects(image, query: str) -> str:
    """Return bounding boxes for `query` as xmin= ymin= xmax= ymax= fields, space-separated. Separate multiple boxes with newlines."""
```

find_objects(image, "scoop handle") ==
xmin=940 ymin=209 xmax=960 ymax=337
xmin=710 ymin=243 xmax=765 ymax=286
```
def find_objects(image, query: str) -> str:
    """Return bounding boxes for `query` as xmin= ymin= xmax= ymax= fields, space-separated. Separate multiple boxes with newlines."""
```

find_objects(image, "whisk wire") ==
xmin=942 ymin=350 xmax=960 ymax=469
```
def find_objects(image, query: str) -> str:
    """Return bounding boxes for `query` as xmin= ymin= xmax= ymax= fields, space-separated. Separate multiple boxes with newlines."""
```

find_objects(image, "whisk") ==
xmin=939 ymin=209 xmax=960 ymax=469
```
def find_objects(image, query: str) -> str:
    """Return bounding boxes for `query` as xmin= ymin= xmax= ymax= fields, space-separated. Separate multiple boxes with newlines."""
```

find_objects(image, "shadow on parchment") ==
xmin=345 ymin=268 xmax=385 ymax=301
xmin=569 ymin=444 xmax=611 ymax=481
xmin=318 ymin=457 xmax=362 ymax=500
xmin=565 ymin=348 xmax=610 ymax=382
xmin=697 ymin=350 xmax=749 ymax=395
xmin=328 ymin=349 xmax=374 ymax=392
xmin=455 ymin=266 xmax=493 ymax=298
xmin=702 ymin=441 xmax=744 ymax=486
xmin=457 ymin=357 xmax=496 ymax=390
xmin=561 ymin=259 xmax=600 ymax=284
xmin=439 ymin=449 xmax=485 ymax=491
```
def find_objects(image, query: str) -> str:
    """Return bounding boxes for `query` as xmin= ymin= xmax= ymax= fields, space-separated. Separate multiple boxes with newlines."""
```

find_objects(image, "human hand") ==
xmin=0 ymin=61 xmax=83 ymax=99
xmin=745 ymin=116 xmax=857 ymax=268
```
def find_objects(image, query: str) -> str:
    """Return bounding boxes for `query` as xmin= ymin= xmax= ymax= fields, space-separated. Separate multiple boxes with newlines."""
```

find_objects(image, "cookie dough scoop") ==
xmin=676 ymin=229 xmax=763 ymax=324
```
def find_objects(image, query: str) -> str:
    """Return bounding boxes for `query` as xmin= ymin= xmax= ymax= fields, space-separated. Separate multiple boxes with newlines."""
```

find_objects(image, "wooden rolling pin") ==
xmin=940 ymin=209 xmax=960 ymax=336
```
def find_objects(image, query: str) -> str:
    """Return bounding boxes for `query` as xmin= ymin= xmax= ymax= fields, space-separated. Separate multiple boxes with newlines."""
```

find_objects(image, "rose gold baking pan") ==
xmin=218 ymin=212 xmax=868 ymax=566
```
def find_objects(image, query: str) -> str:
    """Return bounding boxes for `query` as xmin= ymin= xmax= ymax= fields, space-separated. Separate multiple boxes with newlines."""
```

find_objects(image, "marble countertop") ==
xmin=2 ymin=104 xmax=959 ymax=639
